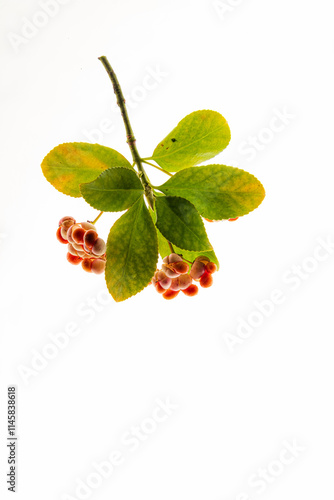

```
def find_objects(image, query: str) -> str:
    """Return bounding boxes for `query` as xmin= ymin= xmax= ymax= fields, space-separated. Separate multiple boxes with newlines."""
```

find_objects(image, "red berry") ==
xmin=200 ymin=271 xmax=213 ymax=288
xmin=72 ymin=227 xmax=86 ymax=244
xmin=66 ymin=253 xmax=82 ymax=265
xmin=82 ymin=258 xmax=92 ymax=273
xmin=154 ymin=282 xmax=165 ymax=294
xmin=91 ymin=259 xmax=106 ymax=275
xmin=182 ymin=284 xmax=199 ymax=296
xmin=205 ymin=262 xmax=217 ymax=274
xmin=56 ymin=226 xmax=68 ymax=244
xmin=84 ymin=229 xmax=98 ymax=248
xmin=162 ymin=289 xmax=180 ymax=300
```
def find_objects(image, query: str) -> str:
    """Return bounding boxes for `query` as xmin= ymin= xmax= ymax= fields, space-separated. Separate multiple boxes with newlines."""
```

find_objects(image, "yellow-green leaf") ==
xmin=41 ymin=142 xmax=132 ymax=197
xmin=80 ymin=167 xmax=143 ymax=212
xmin=105 ymin=197 xmax=158 ymax=302
xmin=150 ymin=110 xmax=231 ymax=172
xmin=158 ymin=164 xmax=265 ymax=219
xmin=155 ymin=196 xmax=212 ymax=252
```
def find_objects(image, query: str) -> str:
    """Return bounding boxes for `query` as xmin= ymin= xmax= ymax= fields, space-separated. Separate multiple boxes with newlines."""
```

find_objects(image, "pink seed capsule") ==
xmin=156 ymin=270 xmax=171 ymax=289
xmin=92 ymin=238 xmax=106 ymax=256
xmin=91 ymin=259 xmax=106 ymax=275
xmin=195 ymin=256 xmax=210 ymax=264
xmin=71 ymin=242 xmax=84 ymax=252
xmin=60 ymin=226 xmax=69 ymax=240
xmin=72 ymin=227 xmax=86 ymax=244
xmin=172 ymin=261 xmax=189 ymax=274
xmin=178 ymin=274 xmax=192 ymax=290
xmin=168 ymin=253 xmax=183 ymax=263
xmin=67 ymin=243 xmax=78 ymax=256
xmin=169 ymin=277 xmax=181 ymax=291
xmin=66 ymin=225 xmax=75 ymax=243
xmin=84 ymin=230 xmax=98 ymax=249
xmin=59 ymin=216 xmax=76 ymax=228
xmin=190 ymin=260 xmax=206 ymax=280
xmin=81 ymin=221 xmax=96 ymax=231
xmin=164 ymin=267 xmax=180 ymax=279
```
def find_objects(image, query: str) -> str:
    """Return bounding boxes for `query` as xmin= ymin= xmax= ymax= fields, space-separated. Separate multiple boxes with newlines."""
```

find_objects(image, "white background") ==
xmin=1 ymin=0 xmax=334 ymax=499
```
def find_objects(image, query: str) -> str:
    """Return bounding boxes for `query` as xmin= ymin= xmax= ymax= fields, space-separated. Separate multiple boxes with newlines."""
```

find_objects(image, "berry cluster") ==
xmin=152 ymin=253 xmax=217 ymax=300
xmin=56 ymin=216 xmax=106 ymax=274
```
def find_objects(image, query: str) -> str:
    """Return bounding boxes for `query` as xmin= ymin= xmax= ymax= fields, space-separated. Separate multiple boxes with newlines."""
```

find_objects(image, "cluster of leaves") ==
xmin=42 ymin=110 xmax=265 ymax=302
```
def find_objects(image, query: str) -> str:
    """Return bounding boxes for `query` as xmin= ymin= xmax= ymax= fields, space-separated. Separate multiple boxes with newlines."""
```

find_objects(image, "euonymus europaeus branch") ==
xmin=42 ymin=56 xmax=266 ymax=302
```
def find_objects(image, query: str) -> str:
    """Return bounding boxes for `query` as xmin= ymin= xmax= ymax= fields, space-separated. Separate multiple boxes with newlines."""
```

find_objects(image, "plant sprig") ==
xmin=42 ymin=56 xmax=266 ymax=302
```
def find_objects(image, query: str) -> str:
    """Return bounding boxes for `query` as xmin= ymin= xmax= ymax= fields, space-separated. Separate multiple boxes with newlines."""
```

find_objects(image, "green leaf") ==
xmin=105 ymin=197 xmax=158 ymax=302
xmin=156 ymin=228 xmax=220 ymax=269
xmin=41 ymin=142 xmax=132 ymax=197
xmin=157 ymin=164 xmax=265 ymax=220
xmin=155 ymin=196 xmax=212 ymax=252
xmin=150 ymin=110 xmax=231 ymax=172
xmin=80 ymin=167 xmax=143 ymax=212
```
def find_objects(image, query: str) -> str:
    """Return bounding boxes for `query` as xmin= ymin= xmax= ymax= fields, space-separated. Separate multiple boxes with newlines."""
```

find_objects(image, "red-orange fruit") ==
xmin=91 ymin=259 xmax=106 ymax=275
xmin=205 ymin=262 xmax=217 ymax=274
xmin=66 ymin=253 xmax=82 ymax=265
xmin=72 ymin=227 xmax=86 ymax=244
xmin=84 ymin=229 xmax=98 ymax=248
xmin=228 ymin=217 xmax=239 ymax=221
xmin=162 ymin=289 xmax=180 ymax=300
xmin=82 ymin=258 xmax=92 ymax=273
xmin=92 ymin=238 xmax=106 ymax=256
xmin=182 ymin=284 xmax=199 ymax=296
xmin=154 ymin=282 xmax=165 ymax=294
xmin=200 ymin=272 xmax=213 ymax=288
xmin=56 ymin=227 xmax=68 ymax=244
